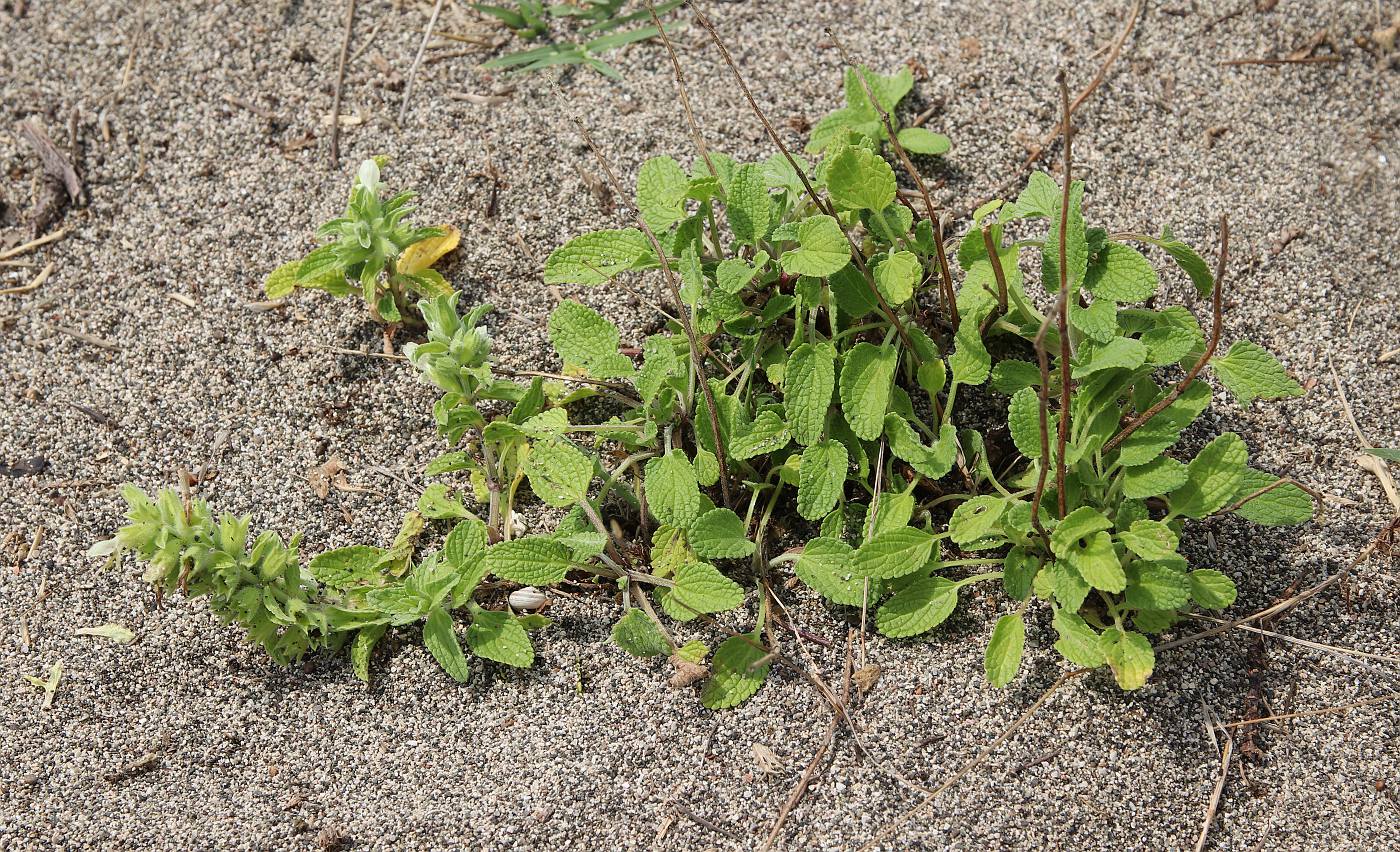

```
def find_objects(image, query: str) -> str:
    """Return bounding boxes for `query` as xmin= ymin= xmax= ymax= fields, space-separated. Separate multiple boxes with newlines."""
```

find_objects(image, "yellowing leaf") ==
xmin=398 ymin=224 xmax=461 ymax=274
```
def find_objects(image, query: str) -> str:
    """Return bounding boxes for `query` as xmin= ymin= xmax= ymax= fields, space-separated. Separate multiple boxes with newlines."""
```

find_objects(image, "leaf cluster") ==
xmin=264 ymin=158 xmax=459 ymax=326
xmin=475 ymin=0 xmax=682 ymax=79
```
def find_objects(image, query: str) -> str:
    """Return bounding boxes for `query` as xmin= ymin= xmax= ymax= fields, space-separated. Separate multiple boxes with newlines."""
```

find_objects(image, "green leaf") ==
xmin=688 ymin=508 xmax=755 ymax=560
xmin=466 ymin=607 xmax=534 ymax=667
xmin=543 ymin=228 xmax=655 ymax=285
xmin=1210 ymin=341 xmax=1304 ymax=407
xmin=1099 ymin=628 xmax=1154 ymax=690
xmin=1117 ymin=381 xmax=1211 ymax=467
xmin=1228 ymin=468 xmax=1314 ymax=526
xmin=876 ymin=576 xmax=958 ymax=638
xmin=896 ymin=127 xmax=950 ymax=155
xmin=729 ymin=410 xmax=790 ymax=460
xmin=1051 ymin=608 xmax=1105 ymax=668
xmin=779 ymin=215 xmax=850 ymax=277
xmin=1043 ymin=181 xmax=1087 ymax=290
xmin=1008 ymin=387 xmax=1048 ymax=459
xmin=1189 ymin=569 xmax=1238 ymax=609
xmin=852 ymin=526 xmax=936 ymax=580
xmin=873 ymin=250 xmax=919 ymax=306
xmin=717 ymin=253 xmax=767 ymax=294
xmin=1072 ymin=337 xmax=1147 ymax=379
xmin=74 ymin=624 xmax=136 ymax=644
xmin=424 ymin=451 xmax=475 ymax=476
xmin=483 ymin=537 xmax=572 ymax=585
xmin=548 ymin=300 xmax=635 ymax=378
xmin=612 ymin=608 xmax=671 ymax=657
xmin=675 ymin=639 xmax=709 ymax=664
xmin=417 ymin=483 xmax=472 ymax=520
xmin=1121 ymin=457 xmax=1189 ymax=499
xmin=524 ymin=439 xmax=593 ymax=508
xmin=869 ymin=492 xmax=914 ymax=536
xmin=1085 ymin=243 xmax=1158 ymax=302
xmin=785 ymin=341 xmax=836 ymax=446
xmin=1003 ymin=546 xmax=1040 ymax=601
xmin=310 ymin=545 xmax=387 ymax=589
xmin=692 ymin=448 xmax=720 ymax=487
xmin=949 ymin=495 xmax=1009 ymax=546
xmin=701 ymin=634 xmax=770 ymax=709
xmin=1068 ymin=299 xmax=1119 ymax=343
xmin=826 ymin=145 xmax=897 ymax=211
xmin=795 ymin=537 xmax=865 ymax=606
xmin=1364 ymin=448 xmax=1400 ymax=462
xmin=422 ymin=607 xmax=471 ymax=682
xmin=351 ymin=624 xmax=385 ymax=683
xmin=1170 ymin=433 xmax=1248 ymax=519
xmin=1044 ymin=559 xmax=1090 ymax=612
xmin=1124 ymin=562 xmax=1192 ymax=610
xmin=1063 ymin=531 xmax=1124 ymax=592
xmin=991 ymin=360 xmax=1041 ymax=395
xmin=636 ymin=156 xmax=689 ymax=232
xmin=662 ymin=561 xmax=744 ymax=622
xmin=985 ymin=613 xmax=1026 ymax=687
xmin=839 ymin=342 xmax=897 ymax=440
xmin=885 ymin=417 xmax=958 ymax=480
xmin=949 ymin=306 xmax=993 ymax=386
xmin=264 ymin=260 xmax=300 ymax=298
xmin=797 ymin=439 xmax=848 ymax=521
xmin=1158 ymin=225 xmax=1214 ymax=298
xmin=728 ymin=162 xmax=771 ymax=245
xmin=636 ymin=333 xmax=681 ymax=404
xmin=1118 ymin=520 xmax=1179 ymax=561
xmin=645 ymin=451 xmax=702 ymax=528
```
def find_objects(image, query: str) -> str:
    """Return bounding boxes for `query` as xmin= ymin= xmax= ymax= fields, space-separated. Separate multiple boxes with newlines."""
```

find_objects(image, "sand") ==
xmin=1 ymin=0 xmax=1397 ymax=849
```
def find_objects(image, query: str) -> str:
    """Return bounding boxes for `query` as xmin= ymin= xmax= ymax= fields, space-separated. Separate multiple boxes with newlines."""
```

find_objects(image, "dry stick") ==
xmin=688 ymin=3 xmax=920 ymax=362
xmin=859 ymin=439 xmax=888 ymax=669
xmin=1213 ymin=476 xmax=1324 ymax=518
xmin=981 ymin=225 xmax=1009 ymax=315
xmin=1220 ymin=55 xmax=1342 ymax=66
xmin=859 ymin=669 xmax=1089 ymax=851
xmin=646 ymin=1 xmax=716 ymax=177
xmin=0 ymin=228 xmax=68 ymax=261
xmin=1053 ymin=72 xmax=1073 ymax=518
xmin=828 ymin=31 xmax=959 ymax=331
xmin=763 ymin=630 xmax=854 ymax=850
xmin=956 ymin=0 xmax=1143 ymax=220
xmin=0 ymin=262 xmax=53 ymax=296
xmin=1218 ymin=694 xmax=1399 ymax=729
xmin=1155 ymin=530 xmax=1387 ymax=656
xmin=1103 ymin=217 xmax=1228 ymax=455
xmin=560 ymin=109 xmax=734 ymax=509
xmin=1028 ymin=304 xmax=1058 ymax=551
xmin=1189 ymin=614 xmax=1400 ymax=667
xmin=399 ymin=0 xmax=445 ymax=124
xmin=1195 ymin=712 xmax=1235 ymax=852
xmin=329 ymin=0 xmax=358 ymax=168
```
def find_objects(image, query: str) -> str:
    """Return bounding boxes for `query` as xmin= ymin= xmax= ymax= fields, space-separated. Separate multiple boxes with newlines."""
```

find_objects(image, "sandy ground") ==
xmin=1 ymin=0 xmax=1398 ymax=849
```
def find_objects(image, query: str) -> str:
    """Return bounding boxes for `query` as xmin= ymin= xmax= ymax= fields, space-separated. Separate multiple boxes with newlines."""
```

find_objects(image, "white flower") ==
xmin=356 ymin=159 xmax=382 ymax=195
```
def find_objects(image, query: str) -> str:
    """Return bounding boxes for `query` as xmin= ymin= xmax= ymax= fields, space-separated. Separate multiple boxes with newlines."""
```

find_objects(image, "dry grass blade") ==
xmin=0 ymin=228 xmax=69 ymax=261
xmin=0 ymin=262 xmax=54 ymax=296
xmin=762 ymin=630 xmax=853 ymax=849
xmin=1218 ymin=693 xmax=1399 ymax=729
xmin=329 ymin=0 xmax=358 ymax=168
xmin=1194 ymin=706 xmax=1234 ymax=852
xmin=399 ymin=0 xmax=445 ymax=124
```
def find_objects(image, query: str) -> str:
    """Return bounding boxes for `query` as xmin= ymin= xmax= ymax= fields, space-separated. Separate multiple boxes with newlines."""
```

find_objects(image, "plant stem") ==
xmin=1054 ymin=72 xmax=1073 ymax=519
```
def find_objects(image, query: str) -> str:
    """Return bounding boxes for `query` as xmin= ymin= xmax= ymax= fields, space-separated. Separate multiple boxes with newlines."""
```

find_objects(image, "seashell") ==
xmin=508 ymin=587 xmax=548 ymax=611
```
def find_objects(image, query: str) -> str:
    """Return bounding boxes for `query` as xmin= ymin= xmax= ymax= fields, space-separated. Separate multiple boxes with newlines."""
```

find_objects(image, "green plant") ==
xmin=96 ymin=482 xmax=546 ymax=683
xmin=475 ymin=0 xmax=682 ymax=79
xmin=107 ymin=60 xmax=1314 ymax=705
xmin=807 ymin=64 xmax=951 ymax=159
xmin=264 ymin=158 xmax=459 ymax=328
